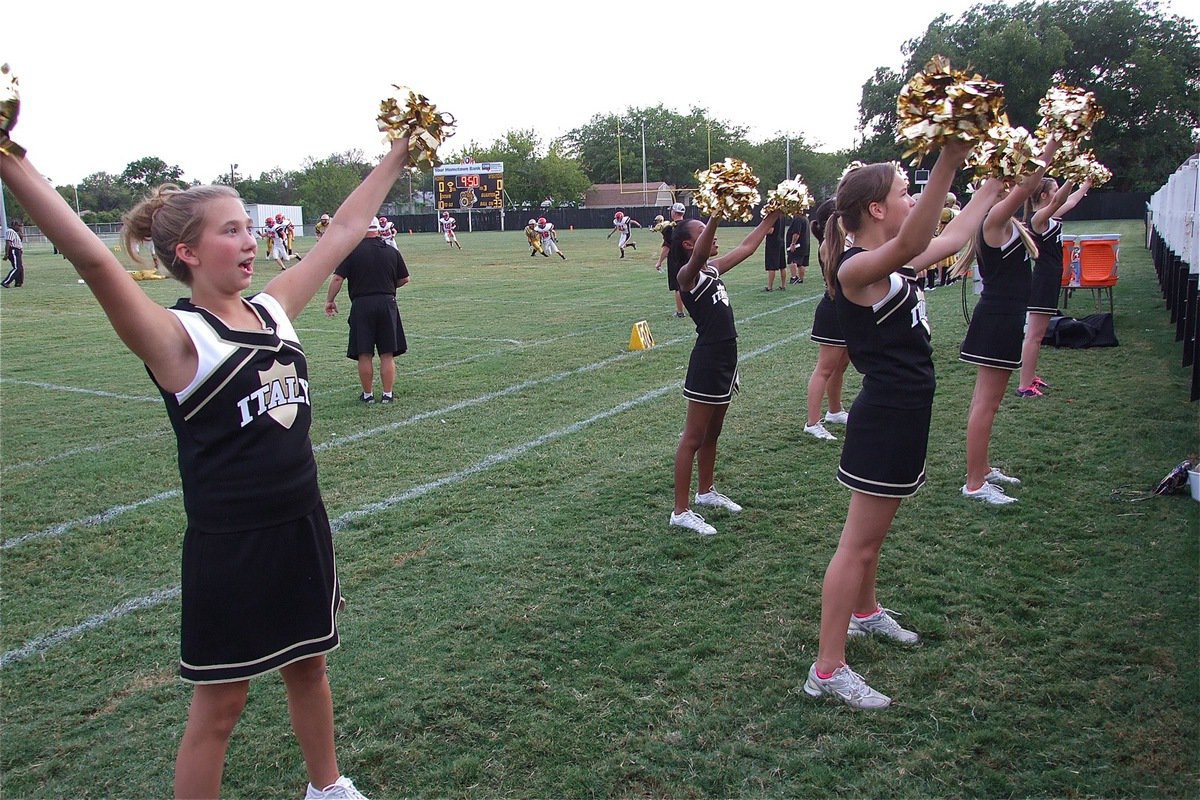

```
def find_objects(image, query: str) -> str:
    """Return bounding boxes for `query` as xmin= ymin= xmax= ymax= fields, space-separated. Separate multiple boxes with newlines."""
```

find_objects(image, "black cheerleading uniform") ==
xmin=959 ymin=221 xmax=1032 ymax=370
xmin=1027 ymin=218 xmax=1063 ymax=315
xmin=681 ymin=263 xmax=739 ymax=404
xmin=810 ymin=292 xmax=846 ymax=347
xmin=153 ymin=293 xmax=339 ymax=683
xmin=833 ymin=247 xmax=935 ymax=497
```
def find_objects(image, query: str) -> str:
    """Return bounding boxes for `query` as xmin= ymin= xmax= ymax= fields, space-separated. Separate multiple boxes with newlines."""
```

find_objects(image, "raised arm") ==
xmin=1054 ymin=179 xmax=1090 ymax=219
xmin=0 ymin=153 xmax=193 ymax=379
xmin=983 ymin=137 xmax=1060 ymax=246
xmin=909 ymin=178 xmax=1005 ymax=271
xmin=840 ymin=139 xmax=972 ymax=292
xmin=1031 ymin=178 xmax=1074 ymax=232
xmin=711 ymin=210 xmax=782 ymax=275
xmin=263 ymin=137 xmax=409 ymax=318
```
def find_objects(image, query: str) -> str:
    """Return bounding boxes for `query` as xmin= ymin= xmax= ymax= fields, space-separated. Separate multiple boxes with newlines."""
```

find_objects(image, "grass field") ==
xmin=1 ymin=220 xmax=1197 ymax=798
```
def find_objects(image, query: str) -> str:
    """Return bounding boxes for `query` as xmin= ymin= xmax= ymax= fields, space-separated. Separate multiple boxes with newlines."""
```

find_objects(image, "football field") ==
xmin=1 ymin=221 xmax=1196 ymax=797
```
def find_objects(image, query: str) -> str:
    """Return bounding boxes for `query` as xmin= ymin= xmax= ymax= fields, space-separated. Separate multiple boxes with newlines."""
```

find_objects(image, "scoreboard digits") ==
xmin=433 ymin=162 xmax=505 ymax=210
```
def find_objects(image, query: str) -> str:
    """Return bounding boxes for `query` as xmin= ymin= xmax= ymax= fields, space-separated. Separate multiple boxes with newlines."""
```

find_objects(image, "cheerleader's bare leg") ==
xmin=815 ymin=490 xmax=902 ymax=675
xmin=965 ymin=365 xmax=1011 ymax=490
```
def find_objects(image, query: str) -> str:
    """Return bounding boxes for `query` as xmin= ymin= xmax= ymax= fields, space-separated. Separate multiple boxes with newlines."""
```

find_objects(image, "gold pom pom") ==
xmin=377 ymin=85 xmax=456 ymax=168
xmin=896 ymin=55 xmax=1006 ymax=165
xmin=762 ymin=176 xmax=814 ymax=218
xmin=1036 ymin=84 xmax=1105 ymax=144
xmin=1052 ymin=139 xmax=1112 ymax=187
xmin=0 ymin=63 xmax=26 ymax=159
xmin=966 ymin=122 xmax=1046 ymax=183
xmin=693 ymin=158 xmax=761 ymax=222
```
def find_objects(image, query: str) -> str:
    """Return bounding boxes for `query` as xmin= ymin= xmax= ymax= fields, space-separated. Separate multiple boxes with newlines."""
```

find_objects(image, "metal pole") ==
xmin=73 ymin=184 xmax=81 ymax=215
xmin=641 ymin=120 xmax=648 ymax=206
xmin=786 ymin=136 xmax=791 ymax=179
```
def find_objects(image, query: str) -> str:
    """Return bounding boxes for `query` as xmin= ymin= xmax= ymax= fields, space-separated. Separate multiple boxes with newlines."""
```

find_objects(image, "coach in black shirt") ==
xmin=324 ymin=217 xmax=411 ymax=404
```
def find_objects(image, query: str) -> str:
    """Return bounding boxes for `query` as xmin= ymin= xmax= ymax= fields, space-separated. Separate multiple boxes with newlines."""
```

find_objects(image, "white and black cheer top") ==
xmin=152 ymin=293 xmax=319 ymax=532
xmin=834 ymin=247 xmax=934 ymax=408
xmin=681 ymin=264 xmax=738 ymax=346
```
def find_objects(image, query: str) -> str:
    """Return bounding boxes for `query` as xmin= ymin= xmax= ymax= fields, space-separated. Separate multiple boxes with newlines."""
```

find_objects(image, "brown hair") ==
xmin=1023 ymin=176 xmax=1057 ymax=221
xmin=121 ymin=184 xmax=240 ymax=284
xmin=819 ymin=163 xmax=898 ymax=295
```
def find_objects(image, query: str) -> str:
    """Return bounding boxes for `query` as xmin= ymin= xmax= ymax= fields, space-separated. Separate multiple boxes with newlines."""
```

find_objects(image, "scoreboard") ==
xmin=433 ymin=162 xmax=504 ymax=210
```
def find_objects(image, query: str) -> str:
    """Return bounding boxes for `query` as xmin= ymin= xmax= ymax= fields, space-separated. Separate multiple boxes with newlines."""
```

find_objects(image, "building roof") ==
xmin=585 ymin=182 xmax=675 ymax=208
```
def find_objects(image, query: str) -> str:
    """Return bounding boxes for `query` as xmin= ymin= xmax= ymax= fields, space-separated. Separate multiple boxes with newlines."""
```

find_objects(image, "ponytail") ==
xmin=819 ymin=212 xmax=847 ymax=298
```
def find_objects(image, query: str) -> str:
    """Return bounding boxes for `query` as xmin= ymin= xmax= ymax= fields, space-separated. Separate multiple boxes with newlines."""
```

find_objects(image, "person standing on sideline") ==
xmin=1016 ymin=178 xmax=1089 ymax=397
xmin=525 ymin=218 xmax=545 ymax=256
xmin=803 ymin=146 xmax=999 ymax=710
xmin=315 ymin=213 xmax=331 ymax=239
xmin=660 ymin=202 xmax=688 ymax=317
xmin=607 ymin=210 xmax=641 ymax=258
xmin=669 ymin=208 xmax=783 ymax=536
xmin=802 ymin=199 xmax=850 ymax=441
xmin=536 ymin=217 xmax=566 ymax=260
xmin=440 ymin=210 xmax=462 ymax=249
xmin=2 ymin=126 xmax=412 ymax=798
xmin=786 ymin=210 xmax=810 ymax=284
xmin=958 ymin=137 xmax=1060 ymax=505
xmin=324 ymin=218 xmax=411 ymax=404
xmin=763 ymin=215 xmax=787 ymax=291
xmin=2 ymin=219 xmax=25 ymax=287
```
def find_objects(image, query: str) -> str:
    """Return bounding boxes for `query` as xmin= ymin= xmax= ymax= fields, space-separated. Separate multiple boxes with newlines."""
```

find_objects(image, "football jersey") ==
xmin=152 ymin=293 xmax=319 ymax=532
xmin=834 ymin=247 xmax=934 ymax=407
xmin=681 ymin=263 xmax=737 ymax=346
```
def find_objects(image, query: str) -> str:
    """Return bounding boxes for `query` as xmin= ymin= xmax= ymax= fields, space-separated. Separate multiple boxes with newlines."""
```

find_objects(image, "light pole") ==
xmin=230 ymin=163 xmax=238 ymax=190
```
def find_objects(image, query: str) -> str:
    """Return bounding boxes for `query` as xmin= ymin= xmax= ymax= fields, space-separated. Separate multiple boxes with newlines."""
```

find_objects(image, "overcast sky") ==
xmin=6 ymin=0 xmax=1197 ymax=186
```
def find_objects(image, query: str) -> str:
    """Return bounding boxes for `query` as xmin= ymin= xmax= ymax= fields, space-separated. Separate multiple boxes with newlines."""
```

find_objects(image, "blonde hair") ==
xmin=949 ymin=221 xmax=1040 ymax=280
xmin=122 ymin=184 xmax=240 ymax=284
xmin=819 ymin=163 xmax=898 ymax=296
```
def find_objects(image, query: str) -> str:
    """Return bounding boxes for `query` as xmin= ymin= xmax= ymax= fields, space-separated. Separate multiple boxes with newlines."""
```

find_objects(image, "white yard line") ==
xmin=0 ymin=326 xmax=811 ymax=667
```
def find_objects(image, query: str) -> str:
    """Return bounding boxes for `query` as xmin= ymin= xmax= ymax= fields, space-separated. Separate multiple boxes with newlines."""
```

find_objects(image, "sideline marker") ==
xmin=628 ymin=320 xmax=656 ymax=351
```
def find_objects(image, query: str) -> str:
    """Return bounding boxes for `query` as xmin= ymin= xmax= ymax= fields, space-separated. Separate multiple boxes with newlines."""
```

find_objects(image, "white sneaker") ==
xmin=961 ymin=482 xmax=1017 ymax=505
xmin=669 ymin=509 xmax=717 ymax=536
xmin=695 ymin=489 xmax=743 ymax=513
xmin=803 ymin=663 xmax=891 ymax=709
xmin=824 ymin=410 xmax=849 ymax=425
xmin=847 ymin=607 xmax=920 ymax=644
xmin=306 ymin=776 xmax=368 ymax=799
xmin=984 ymin=467 xmax=1020 ymax=485
xmin=803 ymin=422 xmax=837 ymax=441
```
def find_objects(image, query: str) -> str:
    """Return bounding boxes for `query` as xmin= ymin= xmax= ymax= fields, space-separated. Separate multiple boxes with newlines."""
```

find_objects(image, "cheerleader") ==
xmin=802 ymin=141 xmax=989 ymax=709
xmin=803 ymin=199 xmax=850 ymax=441
xmin=959 ymin=138 xmax=1060 ymax=505
xmin=669 ymin=209 xmax=782 ymax=536
xmin=1 ymin=132 xmax=412 ymax=799
xmin=1016 ymin=178 xmax=1090 ymax=396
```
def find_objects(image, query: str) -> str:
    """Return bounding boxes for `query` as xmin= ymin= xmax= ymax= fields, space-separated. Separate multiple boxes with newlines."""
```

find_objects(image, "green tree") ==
xmin=565 ymin=105 xmax=751 ymax=188
xmin=119 ymin=156 xmax=186 ymax=195
xmin=293 ymin=151 xmax=371 ymax=220
xmin=76 ymin=171 xmax=133 ymax=216
xmin=855 ymin=0 xmax=1199 ymax=191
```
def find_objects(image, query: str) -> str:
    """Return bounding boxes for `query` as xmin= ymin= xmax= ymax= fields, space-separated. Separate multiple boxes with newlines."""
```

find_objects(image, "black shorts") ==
xmin=1027 ymin=259 xmax=1061 ymax=315
xmin=346 ymin=294 xmax=407 ymax=358
xmin=180 ymin=501 xmax=340 ymax=683
xmin=810 ymin=294 xmax=846 ymax=347
xmin=788 ymin=248 xmax=809 ymax=267
xmin=959 ymin=310 xmax=1023 ymax=370
xmin=683 ymin=340 xmax=739 ymax=404
xmin=837 ymin=399 xmax=931 ymax=497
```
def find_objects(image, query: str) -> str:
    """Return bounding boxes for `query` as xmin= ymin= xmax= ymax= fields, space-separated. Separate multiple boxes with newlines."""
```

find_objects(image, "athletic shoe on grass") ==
xmin=306 ymin=776 xmax=368 ymax=799
xmin=803 ymin=422 xmax=837 ymax=441
xmin=695 ymin=489 xmax=742 ymax=513
xmin=803 ymin=663 xmax=891 ymax=710
xmin=824 ymin=410 xmax=849 ymax=425
xmin=848 ymin=607 xmax=920 ymax=644
xmin=669 ymin=509 xmax=717 ymax=536
xmin=1015 ymin=386 xmax=1045 ymax=398
xmin=961 ymin=482 xmax=1017 ymax=505
xmin=983 ymin=467 xmax=1020 ymax=485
